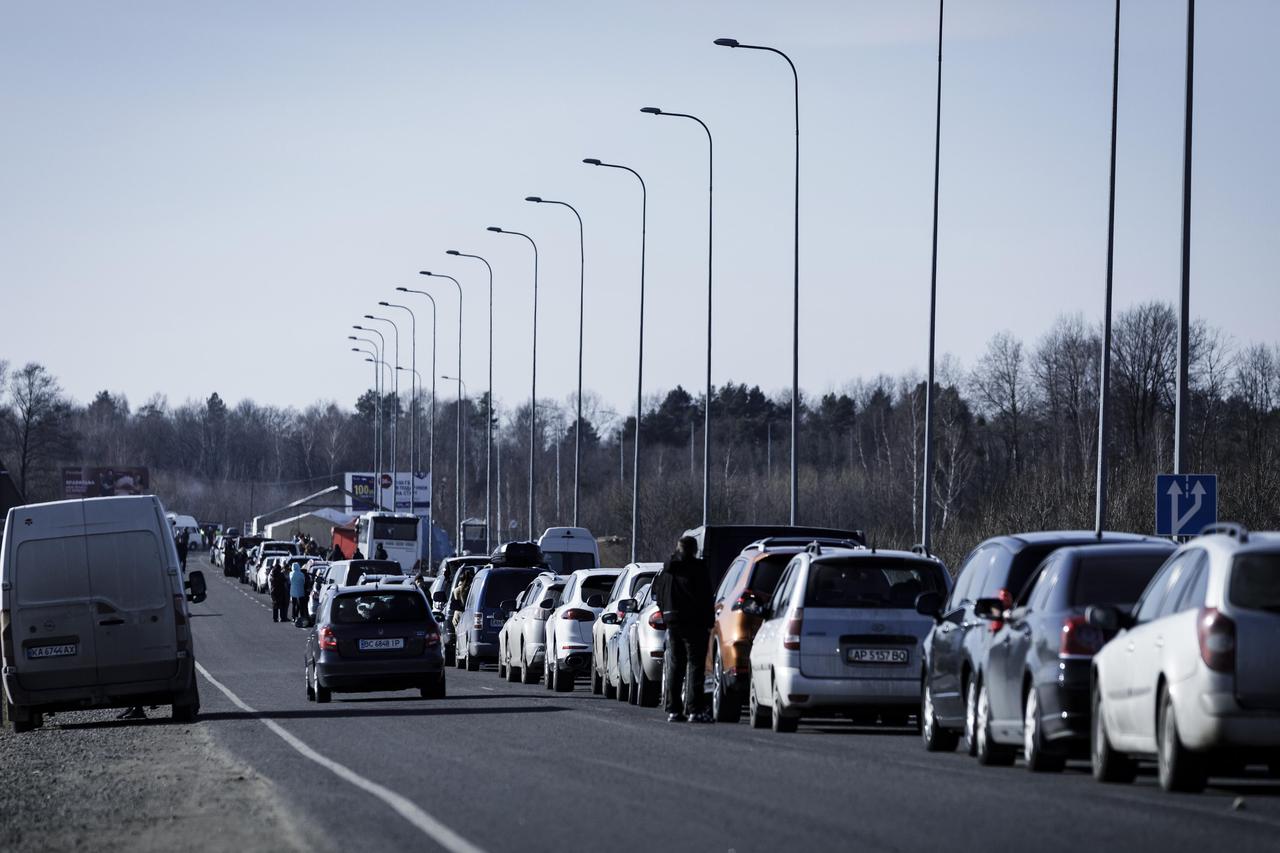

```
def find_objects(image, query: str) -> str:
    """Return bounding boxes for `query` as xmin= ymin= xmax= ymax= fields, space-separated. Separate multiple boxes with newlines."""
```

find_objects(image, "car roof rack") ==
xmin=1199 ymin=522 xmax=1249 ymax=543
xmin=752 ymin=536 xmax=863 ymax=552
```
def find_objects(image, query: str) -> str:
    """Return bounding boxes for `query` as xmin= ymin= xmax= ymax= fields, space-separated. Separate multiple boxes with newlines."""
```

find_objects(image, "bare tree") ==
xmin=970 ymin=331 xmax=1033 ymax=476
xmin=3 ymin=363 xmax=72 ymax=496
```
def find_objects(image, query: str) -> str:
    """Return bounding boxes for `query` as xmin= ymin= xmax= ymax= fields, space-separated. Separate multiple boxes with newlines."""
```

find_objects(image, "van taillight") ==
xmin=319 ymin=626 xmax=338 ymax=651
xmin=1059 ymin=615 xmax=1104 ymax=657
xmin=425 ymin=631 xmax=440 ymax=647
xmin=784 ymin=609 xmax=804 ymax=651
xmin=648 ymin=610 xmax=666 ymax=630
xmin=473 ymin=613 xmax=484 ymax=630
xmin=1 ymin=609 xmax=13 ymax=667
xmin=1198 ymin=608 xmax=1236 ymax=673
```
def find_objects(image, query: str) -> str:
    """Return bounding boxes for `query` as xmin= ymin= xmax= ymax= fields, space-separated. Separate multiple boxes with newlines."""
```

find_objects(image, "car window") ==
xmin=1019 ymin=554 xmax=1058 ymax=608
xmin=1071 ymin=552 xmax=1172 ymax=608
xmin=545 ymin=551 xmax=596 ymax=573
xmin=581 ymin=574 xmax=616 ymax=602
xmin=1135 ymin=554 xmax=1186 ymax=623
xmin=331 ymin=592 xmax=428 ymax=624
xmin=803 ymin=558 xmax=947 ymax=609
xmin=14 ymin=536 xmax=90 ymax=605
xmin=771 ymin=561 xmax=800 ymax=615
xmin=1026 ymin=566 xmax=1055 ymax=612
xmin=747 ymin=554 xmax=796 ymax=601
xmin=605 ymin=573 xmax=626 ymax=603
xmin=482 ymin=571 xmax=541 ymax=608
xmin=1174 ymin=558 xmax=1209 ymax=612
xmin=87 ymin=530 xmax=169 ymax=610
xmin=1157 ymin=550 xmax=1207 ymax=619
xmin=630 ymin=572 xmax=656 ymax=596
xmin=715 ymin=559 xmax=746 ymax=604
xmin=1229 ymin=553 xmax=1280 ymax=612
xmin=977 ymin=547 xmax=1015 ymax=598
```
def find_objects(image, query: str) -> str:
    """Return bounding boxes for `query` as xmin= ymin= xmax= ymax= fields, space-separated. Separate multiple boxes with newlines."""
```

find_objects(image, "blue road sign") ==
xmin=1155 ymin=474 xmax=1218 ymax=537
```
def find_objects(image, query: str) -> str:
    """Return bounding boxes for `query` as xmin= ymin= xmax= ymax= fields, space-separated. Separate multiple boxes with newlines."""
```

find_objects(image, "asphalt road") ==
xmin=189 ymin=555 xmax=1280 ymax=853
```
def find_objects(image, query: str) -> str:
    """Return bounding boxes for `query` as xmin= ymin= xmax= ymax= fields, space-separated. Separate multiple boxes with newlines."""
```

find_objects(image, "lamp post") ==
xmin=1173 ymin=0 xmax=1196 ymax=476
xmin=396 ymin=287 xmax=438 ymax=553
xmin=715 ymin=36 xmax=801 ymax=525
xmin=419 ymin=271 xmax=464 ymax=547
xmin=350 ymin=345 xmax=380 ymax=477
xmin=365 ymin=314 xmax=400 ymax=510
xmin=488 ymin=226 xmax=539 ymax=539
xmin=1095 ymin=0 xmax=1122 ymax=536
xmin=525 ymin=196 xmax=586 ymax=528
xmin=638 ymin=107 xmax=714 ymax=526
xmin=583 ymin=158 xmax=647 ymax=562
xmin=382 ymin=302 xmax=418 ymax=481
xmin=353 ymin=323 xmax=389 ymax=510
xmin=446 ymin=250 xmax=495 ymax=551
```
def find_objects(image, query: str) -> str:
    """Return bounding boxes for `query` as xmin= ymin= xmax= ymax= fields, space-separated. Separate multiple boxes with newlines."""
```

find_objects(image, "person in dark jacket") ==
xmin=652 ymin=536 xmax=714 ymax=723
xmin=328 ymin=544 xmax=344 ymax=561
xmin=269 ymin=563 xmax=291 ymax=623
xmin=175 ymin=531 xmax=189 ymax=571
xmin=374 ymin=543 xmax=388 ymax=561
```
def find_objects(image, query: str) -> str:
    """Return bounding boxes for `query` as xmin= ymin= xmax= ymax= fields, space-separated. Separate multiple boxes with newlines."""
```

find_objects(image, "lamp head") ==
xmin=347 ymin=335 xmax=357 ymax=340
xmin=486 ymin=226 xmax=502 ymax=233
xmin=446 ymin=250 xmax=460 ymax=256
xmin=640 ymin=106 xmax=662 ymax=115
xmin=362 ymin=314 xmax=374 ymax=320
xmin=714 ymin=37 xmax=740 ymax=47
xmin=525 ymin=196 xmax=542 ymax=203
xmin=352 ymin=324 xmax=363 ymax=330
xmin=418 ymin=270 xmax=431 ymax=276
xmin=395 ymin=286 xmax=408 ymax=292
xmin=377 ymin=301 xmax=389 ymax=306
xmin=582 ymin=158 xmax=601 ymax=166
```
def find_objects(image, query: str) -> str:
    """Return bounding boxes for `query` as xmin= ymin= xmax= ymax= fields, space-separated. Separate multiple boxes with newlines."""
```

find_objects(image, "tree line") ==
xmin=2 ymin=300 xmax=1277 ymax=568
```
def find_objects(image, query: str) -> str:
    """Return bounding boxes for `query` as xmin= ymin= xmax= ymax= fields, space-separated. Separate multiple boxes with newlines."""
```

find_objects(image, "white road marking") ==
xmin=195 ymin=664 xmax=486 ymax=853
xmin=479 ymin=686 xmax=495 ymax=692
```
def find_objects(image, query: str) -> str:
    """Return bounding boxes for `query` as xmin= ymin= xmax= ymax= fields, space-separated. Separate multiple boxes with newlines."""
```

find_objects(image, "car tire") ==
xmin=1024 ymin=686 xmax=1065 ymax=773
xmin=315 ymin=678 xmax=332 ymax=704
xmin=9 ymin=706 xmax=36 ymax=735
xmin=507 ymin=657 xmax=521 ymax=683
xmin=497 ymin=651 xmax=508 ymax=680
xmin=962 ymin=678 xmax=979 ymax=756
xmin=465 ymin=651 xmax=480 ymax=672
xmin=554 ymin=666 xmax=574 ymax=693
xmin=921 ymin=677 xmax=959 ymax=752
xmin=444 ymin=644 xmax=456 ymax=667
xmin=974 ymin=681 xmax=1015 ymax=766
xmin=171 ymin=674 xmax=200 ymax=723
xmin=420 ymin=671 xmax=446 ymax=700
xmin=521 ymin=649 xmax=539 ymax=685
xmin=748 ymin=679 xmax=770 ymax=730
xmin=771 ymin=678 xmax=798 ymax=733
xmin=1158 ymin=686 xmax=1207 ymax=793
xmin=1091 ymin=685 xmax=1137 ymax=784
xmin=604 ymin=672 xmax=617 ymax=700
xmin=637 ymin=669 xmax=660 ymax=707
xmin=712 ymin=648 xmax=742 ymax=724
xmin=306 ymin=663 xmax=315 ymax=702
xmin=545 ymin=659 xmax=556 ymax=690
xmin=591 ymin=664 xmax=604 ymax=696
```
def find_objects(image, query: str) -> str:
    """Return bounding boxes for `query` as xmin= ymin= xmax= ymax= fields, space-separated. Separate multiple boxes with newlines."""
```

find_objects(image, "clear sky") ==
xmin=2 ymin=1 xmax=1276 ymax=422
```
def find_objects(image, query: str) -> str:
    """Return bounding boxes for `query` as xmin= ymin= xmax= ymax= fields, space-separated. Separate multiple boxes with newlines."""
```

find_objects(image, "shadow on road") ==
xmin=195 ymin=704 xmax=572 ymax=723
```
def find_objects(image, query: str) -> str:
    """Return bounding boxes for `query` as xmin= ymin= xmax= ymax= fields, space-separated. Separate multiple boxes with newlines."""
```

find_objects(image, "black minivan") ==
xmin=455 ymin=567 xmax=547 ymax=672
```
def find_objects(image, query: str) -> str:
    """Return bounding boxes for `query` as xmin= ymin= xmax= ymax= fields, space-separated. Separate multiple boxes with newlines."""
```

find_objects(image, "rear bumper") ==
xmin=316 ymin=651 xmax=443 ymax=690
xmin=466 ymin=639 xmax=498 ymax=661
xmin=555 ymin=649 xmax=593 ymax=674
xmin=3 ymin=658 xmax=194 ymax=712
xmin=1038 ymin=661 xmax=1093 ymax=750
xmin=775 ymin=669 xmax=919 ymax=713
xmin=1178 ymin=688 xmax=1280 ymax=750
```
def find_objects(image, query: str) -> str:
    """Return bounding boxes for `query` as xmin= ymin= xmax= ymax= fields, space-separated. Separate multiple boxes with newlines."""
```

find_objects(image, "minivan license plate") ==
xmin=847 ymin=647 xmax=907 ymax=665
xmin=358 ymin=638 xmax=404 ymax=651
xmin=27 ymin=643 xmax=77 ymax=660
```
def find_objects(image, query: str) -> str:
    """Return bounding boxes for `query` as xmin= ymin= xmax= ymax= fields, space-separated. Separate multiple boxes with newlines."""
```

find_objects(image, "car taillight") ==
xmin=425 ymin=631 xmax=440 ymax=647
xmin=473 ymin=613 xmax=484 ymax=629
xmin=648 ymin=610 xmax=666 ymax=630
xmin=564 ymin=608 xmax=596 ymax=622
xmin=319 ymin=626 xmax=338 ymax=651
xmin=1198 ymin=607 xmax=1236 ymax=673
xmin=1059 ymin=615 xmax=1104 ymax=657
xmin=1 ymin=608 xmax=14 ymax=667
xmin=735 ymin=589 xmax=759 ymax=612
xmin=172 ymin=595 xmax=187 ymax=627
xmin=783 ymin=609 xmax=803 ymax=651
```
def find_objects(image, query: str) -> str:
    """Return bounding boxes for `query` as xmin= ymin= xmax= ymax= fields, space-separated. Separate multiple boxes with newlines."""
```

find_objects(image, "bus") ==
xmin=356 ymin=511 xmax=421 ymax=573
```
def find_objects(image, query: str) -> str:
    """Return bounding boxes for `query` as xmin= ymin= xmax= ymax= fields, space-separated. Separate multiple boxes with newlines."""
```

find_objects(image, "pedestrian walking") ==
xmin=175 ymin=530 xmax=189 ymax=571
xmin=289 ymin=560 xmax=306 ymax=621
xmin=374 ymin=543 xmax=388 ymax=561
xmin=651 ymin=536 xmax=714 ymax=723
xmin=269 ymin=562 xmax=290 ymax=623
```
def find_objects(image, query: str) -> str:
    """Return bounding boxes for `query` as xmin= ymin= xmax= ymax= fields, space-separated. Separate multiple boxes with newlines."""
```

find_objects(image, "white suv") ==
xmin=1089 ymin=524 xmax=1280 ymax=792
xmin=542 ymin=569 xmax=620 ymax=692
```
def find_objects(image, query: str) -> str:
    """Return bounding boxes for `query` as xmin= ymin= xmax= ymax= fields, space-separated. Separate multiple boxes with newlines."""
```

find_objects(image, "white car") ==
xmin=255 ymin=555 xmax=283 ymax=593
xmin=746 ymin=544 xmax=949 ymax=733
xmin=1090 ymin=525 xmax=1280 ymax=792
xmin=308 ymin=563 xmax=333 ymax=620
xmin=541 ymin=569 xmax=619 ymax=692
xmin=591 ymin=563 xmax=660 ymax=696
xmin=605 ymin=583 xmax=649 ymax=704
xmin=624 ymin=583 xmax=667 ymax=707
xmin=497 ymin=573 xmax=563 ymax=685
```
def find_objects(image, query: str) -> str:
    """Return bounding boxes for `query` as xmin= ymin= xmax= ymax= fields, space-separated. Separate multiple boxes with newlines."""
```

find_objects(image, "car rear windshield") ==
xmin=581 ymin=574 xmax=616 ymax=600
xmin=748 ymin=554 xmax=793 ymax=599
xmin=1229 ymin=553 xmax=1280 ymax=613
xmin=629 ymin=572 xmax=656 ymax=595
xmin=482 ymin=571 xmax=542 ymax=607
xmin=545 ymin=551 xmax=597 ymax=573
xmin=372 ymin=519 xmax=418 ymax=541
xmin=331 ymin=592 xmax=428 ymax=624
xmin=1070 ymin=553 xmax=1170 ymax=607
xmin=804 ymin=558 xmax=947 ymax=609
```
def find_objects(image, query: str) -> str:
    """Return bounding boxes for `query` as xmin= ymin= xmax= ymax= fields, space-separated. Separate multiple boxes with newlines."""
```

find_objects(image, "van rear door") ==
xmin=83 ymin=500 xmax=178 ymax=685
xmin=11 ymin=501 xmax=100 ymax=692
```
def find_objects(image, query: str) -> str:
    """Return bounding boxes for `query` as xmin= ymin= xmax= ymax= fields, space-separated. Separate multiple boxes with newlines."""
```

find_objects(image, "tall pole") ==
xmin=526 ymin=197 xmax=585 ymax=527
xmin=398 ymin=287 xmax=437 ymax=565
xmin=584 ymin=158 xmax=647 ymax=562
xmin=355 ymin=324 xmax=389 ymax=510
xmin=350 ymin=334 xmax=383 ymax=478
xmin=1173 ymin=0 xmax=1195 ymax=476
xmin=489 ymin=227 xmax=539 ymax=539
xmin=920 ymin=5 xmax=944 ymax=551
xmin=639 ymin=108 xmax=714 ymax=525
xmin=1096 ymin=0 xmax=1122 ymax=536
xmin=351 ymin=346 xmax=379 ymax=477
xmin=366 ymin=315 xmax=399 ymax=511
xmin=715 ymin=38 xmax=799 ymax=524
xmin=383 ymin=302 xmax=417 ymax=480
xmin=448 ymin=251 xmax=494 ymax=551
xmin=418 ymin=272 xmax=463 ymax=545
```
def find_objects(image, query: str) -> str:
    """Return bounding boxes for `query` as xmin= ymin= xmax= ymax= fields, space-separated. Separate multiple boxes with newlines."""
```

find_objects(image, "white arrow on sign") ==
xmin=1167 ymin=479 xmax=1207 ymax=535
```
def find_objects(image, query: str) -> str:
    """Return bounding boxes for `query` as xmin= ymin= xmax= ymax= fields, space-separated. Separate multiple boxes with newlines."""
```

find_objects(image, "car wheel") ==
xmin=974 ymin=681 xmax=1015 ymax=766
xmin=465 ymin=651 xmax=480 ymax=672
xmin=420 ymin=671 xmax=446 ymax=700
xmin=604 ymin=670 xmax=617 ymax=700
xmin=306 ymin=663 xmax=315 ymax=702
xmin=554 ymin=665 xmax=574 ymax=693
xmin=521 ymin=648 xmax=538 ymax=685
xmin=444 ymin=643 xmax=456 ymax=667
xmin=545 ymin=658 xmax=556 ymax=690
xmin=1024 ymin=686 xmax=1065 ymax=773
xmin=497 ymin=647 xmax=508 ymax=680
xmin=1091 ymin=685 xmax=1137 ymax=783
xmin=1158 ymin=685 xmax=1207 ymax=793
xmin=712 ymin=648 xmax=742 ymax=723
xmin=591 ymin=663 xmax=604 ymax=696
xmin=962 ymin=678 xmax=979 ymax=756
xmin=507 ymin=655 xmax=521 ymax=683
xmin=921 ymin=677 xmax=959 ymax=752
xmin=617 ymin=671 xmax=631 ymax=703
xmin=748 ymin=678 xmax=770 ymax=729
xmin=771 ymin=677 xmax=798 ymax=733
xmin=315 ymin=676 xmax=332 ymax=703
xmin=637 ymin=669 xmax=660 ymax=707
xmin=9 ymin=705 xmax=36 ymax=735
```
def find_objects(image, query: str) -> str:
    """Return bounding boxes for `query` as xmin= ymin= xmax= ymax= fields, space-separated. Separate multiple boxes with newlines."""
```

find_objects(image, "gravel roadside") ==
xmin=0 ymin=708 xmax=307 ymax=853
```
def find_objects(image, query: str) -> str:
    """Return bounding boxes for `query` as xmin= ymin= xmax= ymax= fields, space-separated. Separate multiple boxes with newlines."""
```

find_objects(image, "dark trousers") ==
xmin=290 ymin=597 xmax=303 ymax=620
xmin=272 ymin=598 xmax=289 ymax=622
xmin=664 ymin=628 xmax=709 ymax=716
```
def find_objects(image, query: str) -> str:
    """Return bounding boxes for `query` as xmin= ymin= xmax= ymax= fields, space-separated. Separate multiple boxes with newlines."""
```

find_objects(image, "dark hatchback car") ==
xmin=455 ymin=567 xmax=547 ymax=671
xmin=305 ymin=583 xmax=445 ymax=702
xmin=919 ymin=531 xmax=1169 ymax=755
xmin=975 ymin=543 xmax=1175 ymax=769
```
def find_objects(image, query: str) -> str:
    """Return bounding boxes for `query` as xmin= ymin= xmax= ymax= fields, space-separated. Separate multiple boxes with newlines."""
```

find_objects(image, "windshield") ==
xmin=748 ymin=554 xmax=794 ymax=599
xmin=331 ymin=592 xmax=428 ymax=624
xmin=372 ymin=518 xmax=419 ymax=541
xmin=545 ymin=551 xmax=597 ymax=573
xmin=804 ymin=558 xmax=947 ymax=609
xmin=482 ymin=570 xmax=543 ymax=607
xmin=581 ymin=574 xmax=617 ymax=601
xmin=1230 ymin=553 xmax=1280 ymax=612
xmin=1070 ymin=553 xmax=1170 ymax=607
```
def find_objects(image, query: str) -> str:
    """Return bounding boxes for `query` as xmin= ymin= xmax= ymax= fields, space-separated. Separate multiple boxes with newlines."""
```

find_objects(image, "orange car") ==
xmin=706 ymin=536 xmax=863 ymax=722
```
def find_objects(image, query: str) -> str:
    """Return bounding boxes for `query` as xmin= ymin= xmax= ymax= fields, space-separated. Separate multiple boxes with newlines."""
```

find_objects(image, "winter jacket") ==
xmin=651 ymin=555 xmax=714 ymax=631
xmin=269 ymin=567 xmax=290 ymax=601
xmin=289 ymin=565 xmax=306 ymax=598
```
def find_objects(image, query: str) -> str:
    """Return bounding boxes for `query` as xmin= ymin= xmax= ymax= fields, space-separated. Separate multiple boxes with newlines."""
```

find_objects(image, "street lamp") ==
xmin=447 ymin=249 xmax=495 ymax=551
xmin=583 ymin=157 xmax=647 ymax=563
xmin=919 ymin=6 xmax=944 ymax=551
xmin=365 ymin=314 xmax=400 ymax=509
xmin=715 ymin=36 xmax=801 ymax=524
xmin=419 ymin=271 xmax=464 ymax=546
xmin=381 ymin=301 xmax=418 ymax=483
xmin=353 ymin=323 xmax=389 ymax=510
xmin=350 ymin=345 xmax=380 ymax=478
xmin=1096 ymin=0 xmax=1121 ymax=536
xmin=395 ymin=287 xmax=438 ymax=569
xmin=638 ymin=107 xmax=715 ymax=526
xmin=525 ymin=195 xmax=586 ymax=528
xmin=488 ymin=225 xmax=539 ymax=539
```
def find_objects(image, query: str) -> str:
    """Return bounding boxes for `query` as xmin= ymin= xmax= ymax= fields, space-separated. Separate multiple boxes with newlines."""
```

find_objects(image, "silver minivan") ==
xmin=1 ymin=495 xmax=206 ymax=732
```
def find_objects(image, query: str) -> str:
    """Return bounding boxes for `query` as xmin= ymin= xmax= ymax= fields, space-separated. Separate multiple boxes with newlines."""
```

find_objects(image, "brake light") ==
xmin=473 ymin=613 xmax=484 ymax=630
xmin=425 ymin=631 xmax=440 ymax=647
xmin=783 ymin=609 xmax=803 ymax=651
xmin=1059 ymin=615 xmax=1104 ymax=657
xmin=563 ymin=608 xmax=596 ymax=622
xmin=648 ymin=610 xmax=666 ymax=630
xmin=1198 ymin=607 xmax=1236 ymax=673
xmin=319 ymin=626 xmax=338 ymax=651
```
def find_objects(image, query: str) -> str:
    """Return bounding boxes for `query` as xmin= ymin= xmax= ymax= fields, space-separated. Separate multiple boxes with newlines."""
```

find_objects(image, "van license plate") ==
xmin=847 ymin=647 xmax=908 ymax=664
xmin=27 ymin=644 xmax=77 ymax=659
xmin=358 ymin=638 xmax=404 ymax=651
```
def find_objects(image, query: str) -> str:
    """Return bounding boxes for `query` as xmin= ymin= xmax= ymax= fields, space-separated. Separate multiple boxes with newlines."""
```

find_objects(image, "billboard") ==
xmin=63 ymin=466 xmax=150 ymax=498
xmin=344 ymin=472 xmax=431 ymax=519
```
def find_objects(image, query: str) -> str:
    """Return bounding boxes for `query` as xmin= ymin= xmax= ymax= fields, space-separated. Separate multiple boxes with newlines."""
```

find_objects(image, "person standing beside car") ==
xmin=269 ymin=562 xmax=290 ymax=623
xmin=175 ymin=530 xmax=189 ymax=571
xmin=289 ymin=560 xmax=307 ymax=622
xmin=652 ymin=536 xmax=714 ymax=723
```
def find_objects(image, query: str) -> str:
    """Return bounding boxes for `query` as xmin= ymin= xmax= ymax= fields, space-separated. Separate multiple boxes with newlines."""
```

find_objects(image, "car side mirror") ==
xmin=973 ymin=597 xmax=1005 ymax=621
xmin=600 ymin=612 xmax=619 ymax=625
xmin=431 ymin=590 xmax=447 ymax=604
xmin=1008 ymin=605 xmax=1029 ymax=624
xmin=914 ymin=591 xmax=943 ymax=621
xmin=185 ymin=570 xmax=207 ymax=604
xmin=539 ymin=597 xmax=554 ymax=609
xmin=1086 ymin=604 xmax=1129 ymax=633
xmin=618 ymin=598 xmax=638 ymax=614
xmin=432 ymin=610 xmax=445 ymax=622
xmin=586 ymin=594 xmax=605 ymax=608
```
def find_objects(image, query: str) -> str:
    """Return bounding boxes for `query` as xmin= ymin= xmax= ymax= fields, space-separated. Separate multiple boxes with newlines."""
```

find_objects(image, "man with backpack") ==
xmin=652 ymin=536 xmax=714 ymax=723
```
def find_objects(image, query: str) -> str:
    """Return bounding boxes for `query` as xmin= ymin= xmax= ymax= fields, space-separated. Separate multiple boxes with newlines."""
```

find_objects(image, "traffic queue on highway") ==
xmin=203 ymin=514 xmax=1280 ymax=798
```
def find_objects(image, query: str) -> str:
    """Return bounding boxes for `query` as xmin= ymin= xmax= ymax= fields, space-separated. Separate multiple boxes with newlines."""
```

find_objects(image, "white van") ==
xmin=537 ymin=527 xmax=600 ymax=574
xmin=1 ymin=495 xmax=206 ymax=733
